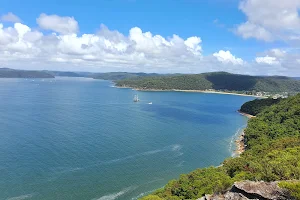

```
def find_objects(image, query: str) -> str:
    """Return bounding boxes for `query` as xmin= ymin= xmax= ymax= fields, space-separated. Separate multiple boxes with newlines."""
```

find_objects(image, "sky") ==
xmin=0 ymin=0 xmax=300 ymax=76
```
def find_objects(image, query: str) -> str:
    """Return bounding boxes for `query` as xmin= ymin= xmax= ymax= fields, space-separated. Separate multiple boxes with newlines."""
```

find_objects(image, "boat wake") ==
xmin=131 ymin=189 xmax=157 ymax=200
xmin=91 ymin=144 xmax=183 ymax=167
xmin=93 ymin=187 xmax=135 ymax=200
xmin=6 ymin=193 xmax=35 ymax=200
xmin=48 ymin=144 xmax=183 ymax=178
xmin=171 ymin=144 xmax=182 ymax=151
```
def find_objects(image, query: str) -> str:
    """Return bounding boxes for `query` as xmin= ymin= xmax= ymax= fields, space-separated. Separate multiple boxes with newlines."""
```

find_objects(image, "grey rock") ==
xmin=232 ymin=181 xmax=288 ymax=200
xmin=224 ymin=191 xmax=252 ymax=200
xmin=200 ymin=181 xmax=292 ymax=200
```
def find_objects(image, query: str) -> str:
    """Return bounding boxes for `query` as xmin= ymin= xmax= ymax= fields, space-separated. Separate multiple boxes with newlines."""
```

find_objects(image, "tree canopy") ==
xmin=116 ymin=72 xmax=300 ymax=93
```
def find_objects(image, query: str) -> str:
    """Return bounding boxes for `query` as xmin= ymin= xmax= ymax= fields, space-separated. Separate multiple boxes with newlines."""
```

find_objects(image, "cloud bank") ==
xmin=0 ymin=10 xmax=299 ymax=76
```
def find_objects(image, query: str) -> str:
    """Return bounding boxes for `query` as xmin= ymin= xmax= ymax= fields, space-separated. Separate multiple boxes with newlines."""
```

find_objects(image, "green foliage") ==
xmin=154 ymin=167 xmax=233 ymax=199
xmin=0 ymin=68 xmax=54 ymax=78
xmin=141 ymin=94 xmax=300 ymax=199
xmin=116 ymin=72 xmax=300 ymax=93
xmin=279 ymin=181 xmax=300 ymax=199
xmin=92 ymin=72 xmax=164 ymax=80
xmin=140 ymin=195 xmax=163 ymax=200
xmin=116 ymin=74 xmax=212 ymax=90
xmin=240 ymin=98 xmax=282 ymax=116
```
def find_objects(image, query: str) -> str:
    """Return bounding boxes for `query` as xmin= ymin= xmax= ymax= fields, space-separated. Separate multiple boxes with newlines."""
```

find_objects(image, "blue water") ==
xmin=0 ymin=77 xmax=254 ymax=200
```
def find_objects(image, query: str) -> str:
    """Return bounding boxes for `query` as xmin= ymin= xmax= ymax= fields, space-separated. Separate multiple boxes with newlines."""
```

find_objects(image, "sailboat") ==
xmin=133 ymin=94 xmax=139 ymax=102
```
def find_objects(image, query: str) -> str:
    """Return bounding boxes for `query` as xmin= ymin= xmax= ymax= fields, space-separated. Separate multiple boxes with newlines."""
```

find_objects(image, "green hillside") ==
xmin=239 ymin=98 xmax=282 ymax=116
xmin=141 ymin=94 xmax=300 ymax=200
xmin=116 ymin=72 xmax=300 ymax=94
xmin=46 ymin=71 xmax=84 ymax=77
xmin=0 ymin=68 xmax=54 ymax=78
xmin=92 ymin=72 xmax=165 ymax=80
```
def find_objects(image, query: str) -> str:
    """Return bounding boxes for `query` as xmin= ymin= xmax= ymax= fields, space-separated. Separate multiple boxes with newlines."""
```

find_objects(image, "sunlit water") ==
xmin=0 ymin=77 xmax=254 ymax=200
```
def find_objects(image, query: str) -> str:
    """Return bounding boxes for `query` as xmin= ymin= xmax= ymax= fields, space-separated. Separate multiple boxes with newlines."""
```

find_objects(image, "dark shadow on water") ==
xmin=141 ymin=104 xmax=227 ymax=125
xmin=166 ymin=101 xmax=236 ymax=115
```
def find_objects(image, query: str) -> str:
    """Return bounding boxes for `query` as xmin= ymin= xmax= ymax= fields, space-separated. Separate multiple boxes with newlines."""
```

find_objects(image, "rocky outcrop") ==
xmin=198 ymin=181 xmax=293 ymax=200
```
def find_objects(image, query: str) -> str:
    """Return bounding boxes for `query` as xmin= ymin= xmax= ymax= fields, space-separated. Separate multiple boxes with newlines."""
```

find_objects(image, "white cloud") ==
xmin=37 ymin=14 xmax=79 ymax=34
xmin=0 ymin=20 xmax=205 ymax=73
xmin=237 ymin=0 xmax=300 ymax=41
xmin=213 ymin=50 xmax=244 ymax=65
xmin=269 ymin=49 xmax=286 ymax=57
xmin=1 ymin=13 xmax=300 ymax=76
xmin=0 ymin=12 xmax=21 ymax=23
xmin=237 ymin=22 xmax=273 ymax=41
xmin=255 ymin=56 xmax=280 ymax=65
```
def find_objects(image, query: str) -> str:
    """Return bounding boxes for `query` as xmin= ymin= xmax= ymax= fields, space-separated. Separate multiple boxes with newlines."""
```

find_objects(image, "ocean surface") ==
xmin=0 ymin=77 xmax=255 ymax=200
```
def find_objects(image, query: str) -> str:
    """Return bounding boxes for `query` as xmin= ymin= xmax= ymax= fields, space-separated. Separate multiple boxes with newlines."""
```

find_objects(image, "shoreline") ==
xmin=234 ymin=111 xmax=255 ymax=155
xmin=115 ymin=86 xmax=265 ymax=98
xmin=234 ymin=129 xmax=246 ymax=156
xmin=238 ymin=110 xmax=256 ymax=119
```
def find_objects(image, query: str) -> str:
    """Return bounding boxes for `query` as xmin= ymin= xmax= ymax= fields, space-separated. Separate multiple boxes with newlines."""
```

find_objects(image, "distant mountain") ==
xmin=115 ymin=72 xmax=300 ymax=93
xmin=92 ymin=72 xmax=166 ymax=80
xmin=0 ymin=68 xmax=54 ymax=78
xmin=46 ymin=71 xmax=85 ymax=77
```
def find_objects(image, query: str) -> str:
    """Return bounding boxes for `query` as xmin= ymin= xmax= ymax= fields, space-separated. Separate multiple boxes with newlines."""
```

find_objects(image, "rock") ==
xmin=200 ymin=181 xmax=292 ymax=200
xmin=231 ymin=181 xmax=288 ymax=200
xmin=223 ymin=192 xmax=248 ymax=200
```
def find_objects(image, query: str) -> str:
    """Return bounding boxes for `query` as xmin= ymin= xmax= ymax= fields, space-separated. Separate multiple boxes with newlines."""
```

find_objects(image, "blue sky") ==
xmin=0 ymin=0 xmax=299 ymax=75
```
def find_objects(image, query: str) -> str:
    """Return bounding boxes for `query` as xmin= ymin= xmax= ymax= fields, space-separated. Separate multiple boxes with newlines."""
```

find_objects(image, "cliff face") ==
xmin=199 ymin=181 xmax=293 ymax=200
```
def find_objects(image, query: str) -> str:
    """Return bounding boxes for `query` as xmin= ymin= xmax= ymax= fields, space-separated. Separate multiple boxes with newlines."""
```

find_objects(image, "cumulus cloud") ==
xmin=37 ymin=14 xmax=79 ymax=34
xmin=237 ymin=22 xmax=273 ymax=41
xmin=268 ymin=49 xmax=286 ymax=58
xmin=0 ymin=19 xmax=206 ymax=73
xmin=237 ymin=0 xmax=300 ymax=42
xmin=213 ymin=50 xmax=244 ymax=65
xmin=255 ymin=56 xmax=280 ymax=65
xmin=0 ymin=12 xmax=300 ymax=76
xmin=0 ymin=12 xmax=21 ymax=23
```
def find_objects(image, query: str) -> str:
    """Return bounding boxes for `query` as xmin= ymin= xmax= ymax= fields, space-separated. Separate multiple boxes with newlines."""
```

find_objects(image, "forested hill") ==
xmin=141 ymin=94 xmax=300 ymax=200
xmin=92 ymin=72 xmax=165 ymax=80
xmin=0 ymin=68 xmax=54 ymax=78
xmin=115 ymin=72 xmax=300 ymax=93
xmin=239 ymin=98 xmax=282 ymax=116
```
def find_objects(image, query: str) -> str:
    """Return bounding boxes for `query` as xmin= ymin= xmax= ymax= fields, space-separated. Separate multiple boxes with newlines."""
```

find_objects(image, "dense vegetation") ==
xmin=116 ymin=72 xmax=300 ymax=93
xmin=92 ymin=72 xmax=165 ymax=80
xmin=279 ymin=181 xmax=300 ymax=199
xmin=141 ymin=94 xmax=300 ymax=200
xmin=239 ymin=98 xmax=282 ymax=116
xmin=0 ymin=68 xmax=54 ymax=78
xmin=46 ymin=71 xmax=85 ymax=77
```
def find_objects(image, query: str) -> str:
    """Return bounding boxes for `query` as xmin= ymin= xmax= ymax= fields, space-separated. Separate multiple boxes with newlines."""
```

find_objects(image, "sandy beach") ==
xmin=116 ymin=86 xmax=265 ymax=98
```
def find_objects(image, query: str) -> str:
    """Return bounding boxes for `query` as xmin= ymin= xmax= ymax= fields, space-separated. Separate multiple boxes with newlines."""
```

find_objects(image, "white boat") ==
xmin=133 ymin=95 xmax=139 ymax=102
xmin=148 ymin=102 xmax=153 ymax=104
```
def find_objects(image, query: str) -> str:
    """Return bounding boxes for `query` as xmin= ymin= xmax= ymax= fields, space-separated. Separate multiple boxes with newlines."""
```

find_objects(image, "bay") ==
xmin=0 ymin=77 xmax=254 ymax=200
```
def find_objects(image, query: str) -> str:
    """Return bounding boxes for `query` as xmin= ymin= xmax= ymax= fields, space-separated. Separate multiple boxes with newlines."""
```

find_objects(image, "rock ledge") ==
xmin=198 ymin=181 xmax=293 ymax=200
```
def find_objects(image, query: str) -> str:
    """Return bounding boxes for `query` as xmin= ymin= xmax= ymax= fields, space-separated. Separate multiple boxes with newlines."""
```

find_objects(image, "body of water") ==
xmin=0 ymin=77 xmax=254 ymax=200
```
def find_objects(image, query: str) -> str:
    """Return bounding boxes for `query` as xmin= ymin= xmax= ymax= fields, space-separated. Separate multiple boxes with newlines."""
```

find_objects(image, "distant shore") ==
xmin=116 ymin=86 xmax=265 ymax=98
